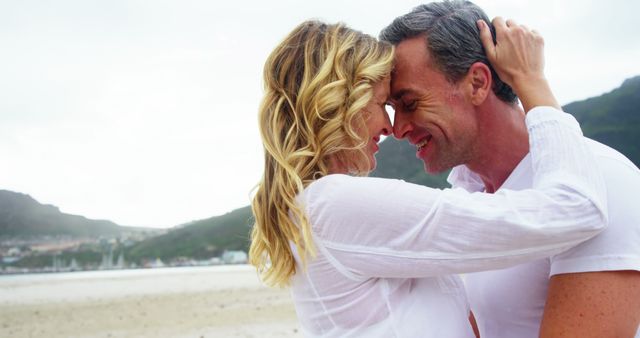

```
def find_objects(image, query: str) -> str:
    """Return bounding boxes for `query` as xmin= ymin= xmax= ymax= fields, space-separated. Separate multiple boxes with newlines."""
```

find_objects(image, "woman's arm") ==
xmin=305 ymin=107 xmax=605 ymax=279
xmin=299 ymin=19 xmax=607 ymax=279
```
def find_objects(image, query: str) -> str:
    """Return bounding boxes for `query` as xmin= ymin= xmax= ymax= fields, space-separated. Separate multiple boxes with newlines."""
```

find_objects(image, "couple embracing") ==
xmin=249 ymin=1 xmax=640 ymax=337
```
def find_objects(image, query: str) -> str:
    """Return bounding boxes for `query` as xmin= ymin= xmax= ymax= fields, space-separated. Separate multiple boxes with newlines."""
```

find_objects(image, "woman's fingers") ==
xmin=477 ymin=19 xmax=496 ymax=63
xmin=477 ymin=17 xmax=558 ymax=111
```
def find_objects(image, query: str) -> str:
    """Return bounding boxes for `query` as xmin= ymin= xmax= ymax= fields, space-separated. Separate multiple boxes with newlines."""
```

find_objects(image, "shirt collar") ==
xmin=447 ymin=165 xmax=485 ymax=192
xmin=446 ymin=153 xmax=533 ymax=192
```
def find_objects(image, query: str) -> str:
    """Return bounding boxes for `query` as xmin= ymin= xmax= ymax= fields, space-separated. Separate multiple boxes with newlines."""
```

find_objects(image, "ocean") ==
xmin=0 ymin=264 xmax=261 ymax=305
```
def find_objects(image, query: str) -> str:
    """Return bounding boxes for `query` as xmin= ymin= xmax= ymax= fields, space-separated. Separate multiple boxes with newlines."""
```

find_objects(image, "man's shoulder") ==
xmin=548 ymin=138 xmax=640 ymax=276
xmin=584 ymin=137 xmax=639 ymax=172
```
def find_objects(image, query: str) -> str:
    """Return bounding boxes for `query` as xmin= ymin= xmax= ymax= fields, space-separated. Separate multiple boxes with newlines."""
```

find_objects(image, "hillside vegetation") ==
xmin=125 ymin=206 xmax=253 ymax=262
xmin=0 ymin=190 xmax=124 ymax=238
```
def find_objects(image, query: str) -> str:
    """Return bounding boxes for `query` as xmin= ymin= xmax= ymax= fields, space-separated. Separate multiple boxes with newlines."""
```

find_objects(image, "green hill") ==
xmin=125 ymin=206 xmax=253 ymax=262
xmin=563 ymin=75 xmax=640 ymax=167
xmin=0 ymin=190 xmax=125 ymax=238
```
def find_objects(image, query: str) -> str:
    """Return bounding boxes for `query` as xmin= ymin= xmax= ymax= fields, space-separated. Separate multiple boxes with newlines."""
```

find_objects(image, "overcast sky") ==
xmin=1 ymin=0 xmax=638 ymax=228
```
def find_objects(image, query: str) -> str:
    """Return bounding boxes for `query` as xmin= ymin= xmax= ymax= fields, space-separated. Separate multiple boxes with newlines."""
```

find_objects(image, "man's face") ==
xmin=390 ymin=36 xmax=479 ymax=174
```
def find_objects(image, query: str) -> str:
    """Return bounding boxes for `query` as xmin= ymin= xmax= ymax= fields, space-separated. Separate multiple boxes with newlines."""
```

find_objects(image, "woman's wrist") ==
xmin=512 ymin=75 xmax=560 ymax=113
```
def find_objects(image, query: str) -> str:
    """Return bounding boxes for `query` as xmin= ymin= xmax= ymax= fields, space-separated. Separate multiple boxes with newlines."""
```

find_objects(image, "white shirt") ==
xmin=452 ymin=138 xmax=640 ymax=338
xmin=290 ymin=107 xmax=608 ymax=337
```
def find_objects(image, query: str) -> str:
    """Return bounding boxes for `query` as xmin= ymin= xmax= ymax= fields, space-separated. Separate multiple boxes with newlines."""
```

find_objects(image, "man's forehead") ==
xmin=389 ymin=65 xmax=419 ymax=101
xmin=394 ymin=35 xmax=430 ymax=64
xmin=389 ymin=37 xmax=441 ymax=101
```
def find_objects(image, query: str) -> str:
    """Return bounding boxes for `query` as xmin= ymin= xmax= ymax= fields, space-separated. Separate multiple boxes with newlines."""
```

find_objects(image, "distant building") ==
xmin=2 ymin=256 xmax=20 ymax=264
xmin=7 ymin=247 xmax=21 ymax=256
xmin=222 ymin=250 xmax=247 ymax=264
xmin=148 ymin=258 xmax=165 ymax=268
xmin=2 ymin=247 xmax=22 ymax=264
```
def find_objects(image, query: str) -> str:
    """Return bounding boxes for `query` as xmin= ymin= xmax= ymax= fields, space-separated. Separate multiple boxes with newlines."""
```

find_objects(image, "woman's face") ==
xmin=361 ymin=77 xmax=393 ymax=171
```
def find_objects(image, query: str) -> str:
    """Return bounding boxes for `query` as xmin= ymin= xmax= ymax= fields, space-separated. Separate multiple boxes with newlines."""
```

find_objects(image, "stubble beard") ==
xmin=422 ymin=137 xmax=475 ymax=174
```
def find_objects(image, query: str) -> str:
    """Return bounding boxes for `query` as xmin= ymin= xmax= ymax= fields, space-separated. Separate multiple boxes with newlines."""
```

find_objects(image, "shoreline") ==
xmin=0 ymin=262 xmax=251 ymax=277
xmin=0 ymin=265 xmax=302 ymax=337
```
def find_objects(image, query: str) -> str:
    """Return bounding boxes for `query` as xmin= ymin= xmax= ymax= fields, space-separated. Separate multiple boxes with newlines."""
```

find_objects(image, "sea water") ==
xmin=0 ymin=264 xmax=261 ymax=305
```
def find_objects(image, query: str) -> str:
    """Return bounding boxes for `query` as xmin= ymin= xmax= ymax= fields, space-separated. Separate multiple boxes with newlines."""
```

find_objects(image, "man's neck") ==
xmin=465 ymin=99 xmax=529 ymax=193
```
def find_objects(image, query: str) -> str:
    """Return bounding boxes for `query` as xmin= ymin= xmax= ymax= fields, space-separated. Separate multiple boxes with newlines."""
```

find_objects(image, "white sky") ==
xmin=1 ymin=0 xmax=639 ymax=228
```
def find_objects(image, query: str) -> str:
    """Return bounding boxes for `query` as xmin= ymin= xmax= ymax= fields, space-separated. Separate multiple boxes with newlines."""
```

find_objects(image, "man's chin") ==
xmin=422 ymin=161 xmax=447 ymax=175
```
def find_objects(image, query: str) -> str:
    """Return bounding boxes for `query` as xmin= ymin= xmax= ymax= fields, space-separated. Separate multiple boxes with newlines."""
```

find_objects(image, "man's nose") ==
xmin=393 ymin=113 xmax=411 ymax=139
xmin=381 ymin=111 xmax=392 ymax=136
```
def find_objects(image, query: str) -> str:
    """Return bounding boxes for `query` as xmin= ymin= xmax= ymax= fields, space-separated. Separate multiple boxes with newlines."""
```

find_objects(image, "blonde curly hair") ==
xmin=249 ymin=20 xmax=394 ymax=287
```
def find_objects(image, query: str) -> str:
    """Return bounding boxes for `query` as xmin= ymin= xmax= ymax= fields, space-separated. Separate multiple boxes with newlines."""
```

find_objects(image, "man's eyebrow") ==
xmin=390 ymin=89 xmax=411 ymax=101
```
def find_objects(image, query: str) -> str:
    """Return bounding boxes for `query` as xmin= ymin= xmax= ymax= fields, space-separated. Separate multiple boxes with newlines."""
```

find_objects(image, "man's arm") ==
xmin=540 ymin=270 xmax=640 ymax=337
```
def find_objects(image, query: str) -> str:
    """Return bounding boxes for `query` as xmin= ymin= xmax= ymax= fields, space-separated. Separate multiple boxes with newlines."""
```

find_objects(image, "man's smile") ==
xmin=416 ymin=136 xmax=432 ymax=152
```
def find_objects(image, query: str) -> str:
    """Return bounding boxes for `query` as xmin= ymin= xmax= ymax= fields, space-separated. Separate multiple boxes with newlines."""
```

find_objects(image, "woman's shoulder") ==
xmin=301 ymin=174 xmax=436 ymax=212
xmin=306 ymin=174 xmax=404 ymax=196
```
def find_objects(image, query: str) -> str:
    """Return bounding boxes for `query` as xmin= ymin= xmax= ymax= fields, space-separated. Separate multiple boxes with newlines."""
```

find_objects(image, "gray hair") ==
xmin=380 ymin=0 xmax=517 ymax=103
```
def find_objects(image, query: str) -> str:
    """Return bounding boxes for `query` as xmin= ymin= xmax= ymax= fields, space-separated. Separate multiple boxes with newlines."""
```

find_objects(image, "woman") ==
xmin=249 ymin=20 xmax=606 ymax=337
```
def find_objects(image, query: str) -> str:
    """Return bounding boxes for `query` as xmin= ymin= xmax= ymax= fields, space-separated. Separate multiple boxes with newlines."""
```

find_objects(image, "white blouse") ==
xmin=290 ymin=107 xmax=608 ymax=337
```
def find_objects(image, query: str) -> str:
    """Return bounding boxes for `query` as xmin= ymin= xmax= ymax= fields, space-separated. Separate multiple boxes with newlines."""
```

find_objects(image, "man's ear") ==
xmin=465 ymin=62 xmax=492 ymax=106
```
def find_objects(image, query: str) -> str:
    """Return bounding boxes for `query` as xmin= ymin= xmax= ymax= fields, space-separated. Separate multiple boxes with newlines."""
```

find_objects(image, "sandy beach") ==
xmin=0 ymin=265 xmax=302 ymax=338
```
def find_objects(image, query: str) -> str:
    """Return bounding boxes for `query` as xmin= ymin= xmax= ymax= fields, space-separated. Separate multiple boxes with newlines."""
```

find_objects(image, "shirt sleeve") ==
xmin=302 ymin=107 xmax=608 ymax=279
xmin=549 ymin=150 xmax=640 ymax=276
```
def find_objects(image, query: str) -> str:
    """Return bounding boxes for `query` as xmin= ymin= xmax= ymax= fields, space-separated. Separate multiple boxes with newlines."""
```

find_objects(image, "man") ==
xmin=380 ymin=1 xmax=640 ymax=337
